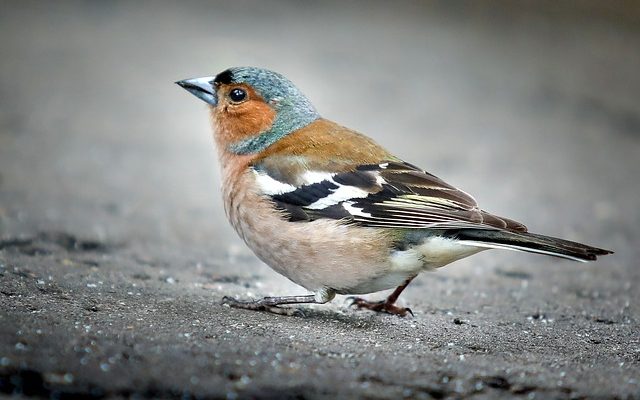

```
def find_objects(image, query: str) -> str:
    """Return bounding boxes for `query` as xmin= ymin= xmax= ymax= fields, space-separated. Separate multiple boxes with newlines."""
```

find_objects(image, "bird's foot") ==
xmin=347 ymin=297 xmax=413 ymax=317
xmin=221 ymin=296 xmax=305 ymax=317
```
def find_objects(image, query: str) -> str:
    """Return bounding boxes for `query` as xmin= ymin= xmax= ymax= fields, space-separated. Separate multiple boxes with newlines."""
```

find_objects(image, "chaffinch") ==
xmin=177 ymin=67 xmax=612 ymax=317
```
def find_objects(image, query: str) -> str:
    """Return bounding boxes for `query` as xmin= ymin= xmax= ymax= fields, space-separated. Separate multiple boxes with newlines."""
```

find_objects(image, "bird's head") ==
xmin=177 ymin=67 xmax=320 ymax=155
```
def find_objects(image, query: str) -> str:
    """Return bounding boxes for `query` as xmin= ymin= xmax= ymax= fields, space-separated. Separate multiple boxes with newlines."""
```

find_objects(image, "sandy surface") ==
xmin=1 ymin=1 xmax=639 ymax=398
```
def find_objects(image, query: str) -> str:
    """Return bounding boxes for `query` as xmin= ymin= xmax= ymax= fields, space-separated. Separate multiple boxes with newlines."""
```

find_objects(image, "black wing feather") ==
xmin=253 ymin=161 xmax=527 ymax=232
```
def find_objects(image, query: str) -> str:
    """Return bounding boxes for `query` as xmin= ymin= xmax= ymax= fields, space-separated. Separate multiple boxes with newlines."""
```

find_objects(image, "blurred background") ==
xmin=1 ymin=0 xmax=638 ymax=254
xmin=1 ymin=1 xmax=639 ymax=398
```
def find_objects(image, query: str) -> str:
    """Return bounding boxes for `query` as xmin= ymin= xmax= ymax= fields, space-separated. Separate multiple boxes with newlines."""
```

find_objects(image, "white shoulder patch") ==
xmin=252 ymin=170 xmax=296 ymax=195
xmin=301 ymin=170 xmax=334 ymax=185
xmin=252 ymin=168 xmax=373 ymax=210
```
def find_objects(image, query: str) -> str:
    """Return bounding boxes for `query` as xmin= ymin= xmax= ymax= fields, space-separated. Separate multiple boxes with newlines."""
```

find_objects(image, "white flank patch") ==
xmin=306 ymin=184 xmax=370 ymax=209
xmin=379 ymin=162 xmax=389 ymax=169
xmin=389 ymin=248 xmax=423 ymax=272
xmin=341 ymin=201 xmax=372 ymax=217
xmin=253 ymin=171 xmax=296 ymax=195
xmin=416 ymin=236 xmax=484 ymax=268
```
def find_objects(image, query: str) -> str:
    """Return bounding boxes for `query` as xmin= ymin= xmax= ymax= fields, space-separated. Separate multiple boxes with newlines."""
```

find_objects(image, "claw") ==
xmin=347 ymin=296 xmax=413 ymax=317
xmin=345 ymin=296 xmax=361 ymax=307
xmin=291 ymin=308 xmax=307 ymax=318
xmin=221 ymin=295 xmax=240 ymax=306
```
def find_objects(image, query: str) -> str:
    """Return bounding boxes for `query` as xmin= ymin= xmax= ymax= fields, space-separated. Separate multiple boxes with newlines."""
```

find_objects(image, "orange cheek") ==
xmin=211 ymin=100 xmax=277 ymax=149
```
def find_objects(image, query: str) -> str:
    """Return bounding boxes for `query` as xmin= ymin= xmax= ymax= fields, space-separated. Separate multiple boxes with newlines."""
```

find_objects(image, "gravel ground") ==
xmin=1 ymin=1 xmax=639 ymax=399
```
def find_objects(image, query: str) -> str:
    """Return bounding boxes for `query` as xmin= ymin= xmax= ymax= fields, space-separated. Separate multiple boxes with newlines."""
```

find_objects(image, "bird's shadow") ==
xmin=239 ymin=303 xmax=417 ymax=332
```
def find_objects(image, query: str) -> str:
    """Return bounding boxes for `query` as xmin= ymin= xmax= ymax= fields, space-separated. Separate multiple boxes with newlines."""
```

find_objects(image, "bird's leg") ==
xmin=348 ymin=277 xmax=415 ymax=317
xmin=222 ymin=290 xmax=334 ymax=316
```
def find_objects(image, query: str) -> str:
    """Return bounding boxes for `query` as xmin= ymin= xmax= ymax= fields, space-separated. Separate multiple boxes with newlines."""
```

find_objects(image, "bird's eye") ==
xmin=229 ymin=88 xmax=247 ymax=103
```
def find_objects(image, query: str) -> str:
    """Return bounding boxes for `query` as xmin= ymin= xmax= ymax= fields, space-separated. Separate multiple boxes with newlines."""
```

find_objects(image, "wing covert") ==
xmin=251 ymin=160 xmax=527 ymax=232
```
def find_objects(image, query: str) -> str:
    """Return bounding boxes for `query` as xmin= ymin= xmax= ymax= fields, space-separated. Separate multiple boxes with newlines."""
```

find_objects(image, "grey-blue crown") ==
xmin=215 ymin=67 xmax=306 ymax=105
xmin=215 ymin=67 xmax=321 ymax=154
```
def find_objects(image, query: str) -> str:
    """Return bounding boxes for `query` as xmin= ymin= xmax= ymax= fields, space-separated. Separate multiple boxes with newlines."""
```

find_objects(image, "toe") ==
xmin=346 ymin=296 xmax=366 ymax=307
xmin=220 ymin=296 xmax=304 ymax=317
xmin=221 ymin=296 xmax=240 ymax=305
xmin=381 ymin=304 xmax=413 ymax=317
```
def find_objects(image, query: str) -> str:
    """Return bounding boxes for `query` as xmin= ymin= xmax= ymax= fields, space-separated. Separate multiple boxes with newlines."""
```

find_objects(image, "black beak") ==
xmin=176 ymin=77 xmax=217 ymax=106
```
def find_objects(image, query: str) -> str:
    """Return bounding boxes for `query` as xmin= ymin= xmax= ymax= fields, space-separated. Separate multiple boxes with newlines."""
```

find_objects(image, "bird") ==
xmin=176 ymin=66 xmax=613 ymax=317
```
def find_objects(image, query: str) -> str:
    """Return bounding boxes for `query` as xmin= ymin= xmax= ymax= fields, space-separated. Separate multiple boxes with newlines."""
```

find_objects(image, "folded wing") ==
xmin=252 ymin=160 xmax=527 ymax=232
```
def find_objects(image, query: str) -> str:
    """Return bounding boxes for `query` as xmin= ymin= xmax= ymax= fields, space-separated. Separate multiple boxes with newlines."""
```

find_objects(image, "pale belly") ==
xmin=228 ymin=200 xmax=408 ymax=294
xmin=222 ymin=171 xmax=483 ymax=296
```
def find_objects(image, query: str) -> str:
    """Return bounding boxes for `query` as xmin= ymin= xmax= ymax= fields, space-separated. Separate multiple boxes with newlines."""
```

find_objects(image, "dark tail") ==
xmin=450 ymin=229 xmax=613 ymax=262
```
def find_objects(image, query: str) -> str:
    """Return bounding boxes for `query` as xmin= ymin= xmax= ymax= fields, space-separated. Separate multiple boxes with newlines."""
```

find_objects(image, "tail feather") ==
xmin=450 ymin=229 xmax=613 ymax=262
